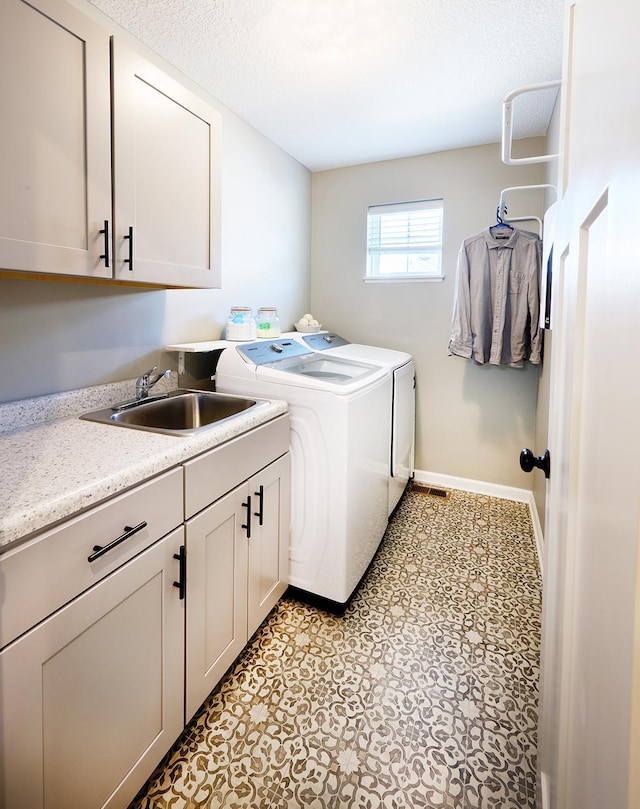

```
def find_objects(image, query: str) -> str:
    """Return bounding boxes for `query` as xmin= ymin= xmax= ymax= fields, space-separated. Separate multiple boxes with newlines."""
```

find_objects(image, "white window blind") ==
xmin=366 ymin=198 xmax=444 ymax=281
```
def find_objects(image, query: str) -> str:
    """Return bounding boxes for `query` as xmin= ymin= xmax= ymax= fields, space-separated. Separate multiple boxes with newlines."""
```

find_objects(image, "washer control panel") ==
xmin=236 ymin=338 xmax=311 ymax=366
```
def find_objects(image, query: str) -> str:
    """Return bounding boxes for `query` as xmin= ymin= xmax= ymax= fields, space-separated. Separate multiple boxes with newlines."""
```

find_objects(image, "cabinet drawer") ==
xmin=184 ymin=415 xmax=289 ymax=519
xmin=0 ymin=467 xmax=183 ymax=650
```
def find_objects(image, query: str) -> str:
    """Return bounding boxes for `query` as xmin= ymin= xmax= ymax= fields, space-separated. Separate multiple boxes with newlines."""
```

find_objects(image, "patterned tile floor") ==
xmin=130 ymin=487 xmax=542 ymax=809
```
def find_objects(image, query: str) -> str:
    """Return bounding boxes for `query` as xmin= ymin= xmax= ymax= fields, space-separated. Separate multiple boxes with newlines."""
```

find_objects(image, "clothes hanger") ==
xmin=490 ymin=206 xmax=515 ymax=239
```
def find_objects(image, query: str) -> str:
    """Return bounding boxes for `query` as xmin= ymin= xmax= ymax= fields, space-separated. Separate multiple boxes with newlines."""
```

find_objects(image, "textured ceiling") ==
xmin=88 ymin=0 xmax=565 ymax=171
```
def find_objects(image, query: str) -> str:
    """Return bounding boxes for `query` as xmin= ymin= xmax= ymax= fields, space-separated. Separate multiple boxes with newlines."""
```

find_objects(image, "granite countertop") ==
xmin=0 ymin=378 xmax=287 ymax=550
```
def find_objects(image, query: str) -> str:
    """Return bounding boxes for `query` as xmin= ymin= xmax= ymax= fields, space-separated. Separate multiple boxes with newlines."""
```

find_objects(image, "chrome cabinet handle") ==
xmin=123 ymin=226 xmax=134 ymax=271
xmin=99 ymin=220 xmax=110 ymax=268
xmin=87 ymin=521 xmax=147 ymax=562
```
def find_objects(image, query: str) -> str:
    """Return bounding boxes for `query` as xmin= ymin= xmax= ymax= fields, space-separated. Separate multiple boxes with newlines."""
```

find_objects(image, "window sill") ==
xmin=363 ymin=275 xmax=445 ymax=284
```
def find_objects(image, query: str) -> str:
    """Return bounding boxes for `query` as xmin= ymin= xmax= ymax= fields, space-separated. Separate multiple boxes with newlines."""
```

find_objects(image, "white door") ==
xmin=538 ymin=0 xmax=640 ymax=807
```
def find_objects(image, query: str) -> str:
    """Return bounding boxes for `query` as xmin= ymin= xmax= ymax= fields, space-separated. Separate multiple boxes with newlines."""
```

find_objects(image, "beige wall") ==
xmin=311 ymin=141 xmax=547 ymax=488
xmin=0 ymin=0 xmax=555 ymax=502
xmin=0 ymin=1 xmax=311 ymax=404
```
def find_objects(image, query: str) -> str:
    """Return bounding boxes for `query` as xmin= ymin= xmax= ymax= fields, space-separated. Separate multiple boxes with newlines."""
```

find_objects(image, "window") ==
xmin=365 ymin=198 xmax=444 ymax=282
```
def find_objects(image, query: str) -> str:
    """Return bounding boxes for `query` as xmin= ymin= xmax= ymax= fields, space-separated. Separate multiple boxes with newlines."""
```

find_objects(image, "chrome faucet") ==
xmin=135 ymin=367 xmax=172 ymax=400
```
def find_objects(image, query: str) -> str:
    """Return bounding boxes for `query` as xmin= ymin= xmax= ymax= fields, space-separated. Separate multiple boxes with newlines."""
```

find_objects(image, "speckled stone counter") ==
xmin=0 ymin=379 xmax=288 ymax=549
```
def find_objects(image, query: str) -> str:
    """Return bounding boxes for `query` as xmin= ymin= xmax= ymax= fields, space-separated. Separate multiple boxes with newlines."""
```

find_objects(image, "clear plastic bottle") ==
xmin=255 ymin=306 xmax=281 ymax=339
xmin=226 ymin=306 xmax=256 ymax=341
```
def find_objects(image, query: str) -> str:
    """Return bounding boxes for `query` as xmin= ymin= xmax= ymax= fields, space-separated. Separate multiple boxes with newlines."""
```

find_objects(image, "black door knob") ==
xmin=520 ymin=448 xmax=551 ymax=479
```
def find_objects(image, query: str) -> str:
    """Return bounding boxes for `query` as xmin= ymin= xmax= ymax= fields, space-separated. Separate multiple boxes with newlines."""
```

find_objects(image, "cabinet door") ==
xmin=0 ymin=527 xmax=185 ymax=809
xmin=248 ymin=454 xmax=290 ymax=637
xmin=111 ymin=39 xmax=222 ymax=288
xmin=185 ymin=486 xmax=248 ymax=722
xmin=0 ymin=0 xmax=112 ymax=278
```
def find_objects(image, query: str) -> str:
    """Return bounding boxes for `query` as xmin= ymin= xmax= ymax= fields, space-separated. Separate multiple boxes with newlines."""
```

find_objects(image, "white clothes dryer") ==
xmin=289 ymin=332 xmax=415 ymax=515
xmin=215 ymin=338 xmax=392 ymax=606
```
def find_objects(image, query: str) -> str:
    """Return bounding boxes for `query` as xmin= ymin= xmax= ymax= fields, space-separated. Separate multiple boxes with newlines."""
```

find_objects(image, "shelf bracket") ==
xmin=502 ymin=80 xmax=562 ymax=165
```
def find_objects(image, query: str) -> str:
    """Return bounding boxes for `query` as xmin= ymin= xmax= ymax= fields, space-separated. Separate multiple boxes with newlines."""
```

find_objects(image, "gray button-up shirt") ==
xmin=448 ymin=227 xmax=542 ymax=368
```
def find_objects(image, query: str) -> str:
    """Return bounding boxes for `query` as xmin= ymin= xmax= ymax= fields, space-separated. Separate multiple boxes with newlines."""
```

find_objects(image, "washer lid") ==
xmin=263 ymin=354 xmax=376 ymax=381
xmin=261 ymin=353 xmax=386 ymax=392
xmin=233 ymin=338 xmax=387 ymax=391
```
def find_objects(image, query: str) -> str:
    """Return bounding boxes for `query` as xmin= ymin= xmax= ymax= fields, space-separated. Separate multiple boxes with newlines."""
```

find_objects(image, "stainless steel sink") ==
xmin=81 ymin=389 xmax=264 ymax=436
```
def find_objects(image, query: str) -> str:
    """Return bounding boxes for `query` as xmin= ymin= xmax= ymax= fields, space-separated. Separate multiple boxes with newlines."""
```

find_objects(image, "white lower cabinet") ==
xmin=0 ymin=526 xmax=185 ymax=809
xmin=185 ymin=484 xmax=248 ymax=721
xmin=185 ymin=453 xmax=290 ymax=722
xmin=0 ymin=416 xmax=290 ymax=808
xmin=247 ymin=455 xmax=291 ymax=638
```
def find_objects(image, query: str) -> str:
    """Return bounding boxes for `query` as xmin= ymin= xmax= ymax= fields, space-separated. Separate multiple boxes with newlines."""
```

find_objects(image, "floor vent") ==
xmin=410 ymin=482 xmax=451 ymax=499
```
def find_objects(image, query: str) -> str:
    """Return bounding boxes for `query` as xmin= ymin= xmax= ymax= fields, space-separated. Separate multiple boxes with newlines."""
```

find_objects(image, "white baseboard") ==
xmin=540 ymin=771 xmax=550 ymax=809
xmin=413 ymin=469 xmax=545 ymax=578
xmin=527 ymin=490 xmax=545 ymax=579
xmin=413 ymin=468 xmax=532 ymax=502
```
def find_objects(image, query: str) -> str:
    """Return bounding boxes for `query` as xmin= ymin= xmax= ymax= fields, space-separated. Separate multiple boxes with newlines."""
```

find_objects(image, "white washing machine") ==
xmin=290 ymin=332 xmax=415 ymax=515
xmin=215 ymin=338 xmax=392 ymax=606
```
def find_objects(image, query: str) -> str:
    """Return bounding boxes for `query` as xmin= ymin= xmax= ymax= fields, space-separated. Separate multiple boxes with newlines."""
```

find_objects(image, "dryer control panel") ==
xmin=301 ymin=333 xmax=350 ymax=351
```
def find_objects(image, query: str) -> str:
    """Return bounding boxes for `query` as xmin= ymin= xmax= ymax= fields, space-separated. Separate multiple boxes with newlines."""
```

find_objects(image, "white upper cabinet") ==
xmin=111 ymin=40 xmax=222 ymax=288
xmin=0 ymin=0 xmax=222 ymax=288
xmin=0 ymin=0 xmax=112 ymax=278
